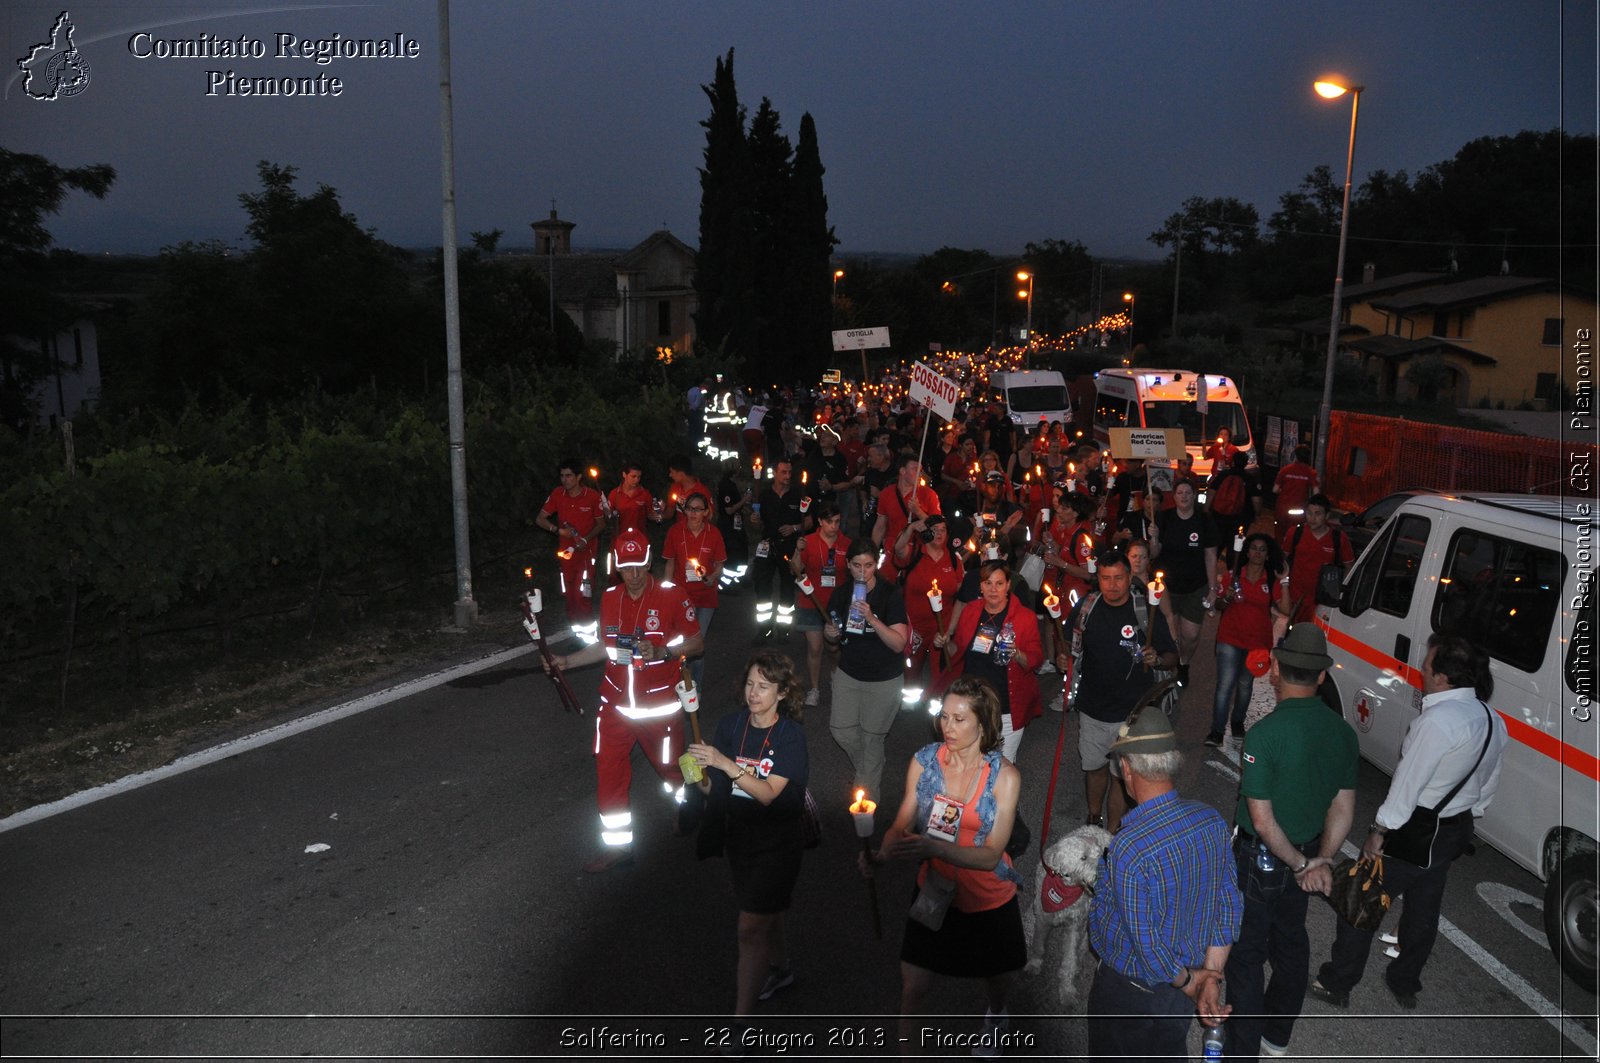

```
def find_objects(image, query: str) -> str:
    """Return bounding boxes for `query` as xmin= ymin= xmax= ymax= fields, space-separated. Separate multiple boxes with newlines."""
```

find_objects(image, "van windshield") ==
xmin=1007 ymin=384 xmax=1068 ymax=413
xmin=1141 ymin=400 xmax=1250 ymax=445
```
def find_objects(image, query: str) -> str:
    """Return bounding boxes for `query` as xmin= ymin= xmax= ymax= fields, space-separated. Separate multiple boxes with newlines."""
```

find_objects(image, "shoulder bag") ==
xmin=1383 ymin=700 xmax=1493 ymax=869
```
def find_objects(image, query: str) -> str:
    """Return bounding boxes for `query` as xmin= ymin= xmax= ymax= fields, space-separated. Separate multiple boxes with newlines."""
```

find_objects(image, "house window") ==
xmin=657 ymin=301 xmax=672 ymax=337
xmin=1535 ymin=373 xmax=1558 ymax=401
xmin=1542 ymin=317 xmax=1564 ymax=345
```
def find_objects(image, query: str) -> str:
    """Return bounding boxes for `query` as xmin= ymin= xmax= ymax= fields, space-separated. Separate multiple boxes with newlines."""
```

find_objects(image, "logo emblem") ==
xmin=1188 ymin=531 xmax=1199 ymax=544
xmin=1121 ymin=624 xmax=1137 ymax=639
xmin=1356 ymin=696 xmax=1373 ymax=733
xmin=1242 ymin=751 xmax=1256 ymax=764
xmin=18 ymin=12 xmax=91 ymax=100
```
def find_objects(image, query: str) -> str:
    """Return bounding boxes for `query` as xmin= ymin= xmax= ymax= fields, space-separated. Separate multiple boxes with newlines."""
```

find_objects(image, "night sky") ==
xmin=5 ymin=0 xmax=1594 ymax=261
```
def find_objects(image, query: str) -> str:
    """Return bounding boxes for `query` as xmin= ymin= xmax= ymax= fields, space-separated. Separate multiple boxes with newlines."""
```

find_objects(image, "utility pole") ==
xmin=438 ymin=0 xmax=475 ymax=628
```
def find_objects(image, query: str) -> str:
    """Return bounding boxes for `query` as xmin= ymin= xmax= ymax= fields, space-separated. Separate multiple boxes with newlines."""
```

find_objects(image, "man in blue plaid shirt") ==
xmin=1088 ymin=698 xmax=1241 ymax=1061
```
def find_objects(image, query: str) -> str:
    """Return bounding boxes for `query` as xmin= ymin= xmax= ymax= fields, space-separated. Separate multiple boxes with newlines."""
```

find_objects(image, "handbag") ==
xmin=1328 ymin=855 xmax=1391 ymax=931
xmin=908 ymin=866 xmax=958 ymax=930
xmin=1383 ymin=700 xmax=1493 ymax=869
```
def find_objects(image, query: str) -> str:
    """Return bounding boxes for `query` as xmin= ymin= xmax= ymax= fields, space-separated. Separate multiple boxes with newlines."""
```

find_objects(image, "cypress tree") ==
xmin=694 ymin=49 xmax=753 ymax=362
xmin=788 ymin=112 xmax=837 ymax=381
xmin=746 ymin=97 xmax=794 ymax=376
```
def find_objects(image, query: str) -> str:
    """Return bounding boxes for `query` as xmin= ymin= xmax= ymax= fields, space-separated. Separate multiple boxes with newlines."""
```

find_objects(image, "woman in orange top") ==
xmin=863 ymin=676 xmax=1025 ymax=1054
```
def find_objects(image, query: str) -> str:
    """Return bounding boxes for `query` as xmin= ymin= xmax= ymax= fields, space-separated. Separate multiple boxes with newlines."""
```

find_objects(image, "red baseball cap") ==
xmin=1246 ymin=648 xmax=1273 ymax=677
xmin=612 ymin=529 xmax=652 ymax=569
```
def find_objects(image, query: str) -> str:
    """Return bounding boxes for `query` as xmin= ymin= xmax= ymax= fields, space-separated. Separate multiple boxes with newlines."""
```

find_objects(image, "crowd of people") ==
xmin=537 ymin=373 xmax=1508 ymax=1059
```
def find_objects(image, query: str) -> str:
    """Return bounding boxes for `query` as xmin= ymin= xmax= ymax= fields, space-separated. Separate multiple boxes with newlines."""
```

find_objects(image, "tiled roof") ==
xmin=1346 ymin=334 xmax=1497 ymax=366
xmin=1371 ymin=275 xmax=1555 ymax=312
xmin=1338 ymin=271 xmax=1448 ymax=300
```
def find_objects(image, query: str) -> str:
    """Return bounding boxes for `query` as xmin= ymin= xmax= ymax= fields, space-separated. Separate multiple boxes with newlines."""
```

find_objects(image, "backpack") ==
xmin=1211 ymin=470 xmax=1248 ymax=517
xmin=1289 ymin=523 xmax=1349 ymax=608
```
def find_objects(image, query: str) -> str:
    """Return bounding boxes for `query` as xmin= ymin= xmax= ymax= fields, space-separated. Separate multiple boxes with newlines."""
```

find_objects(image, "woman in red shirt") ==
xmin=1207 ymin=532 xmax=1285 ymax=747
xmin=936 ymin=562 xmax=1043 ymax=765
xmin=899 ymin=514 xmax=965 ymax=710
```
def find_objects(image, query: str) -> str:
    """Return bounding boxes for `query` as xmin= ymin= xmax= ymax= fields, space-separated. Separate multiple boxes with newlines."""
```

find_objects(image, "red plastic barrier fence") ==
xmin=1324 ymin=411 xmax=1597 ymax=512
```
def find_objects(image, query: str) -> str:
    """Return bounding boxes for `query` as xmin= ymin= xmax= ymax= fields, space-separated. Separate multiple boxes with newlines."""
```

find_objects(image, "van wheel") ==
xmin=1544 ymin=851 xmax=1599 ymax=992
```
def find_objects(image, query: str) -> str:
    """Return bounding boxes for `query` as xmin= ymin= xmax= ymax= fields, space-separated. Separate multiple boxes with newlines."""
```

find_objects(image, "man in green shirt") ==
xmin=1224 ymin=624 xmax=1358 ymax=1059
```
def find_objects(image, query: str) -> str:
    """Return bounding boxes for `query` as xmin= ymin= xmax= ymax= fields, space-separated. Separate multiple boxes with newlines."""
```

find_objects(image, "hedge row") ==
xmin=0 ymin=376 xmax=688 ymax=671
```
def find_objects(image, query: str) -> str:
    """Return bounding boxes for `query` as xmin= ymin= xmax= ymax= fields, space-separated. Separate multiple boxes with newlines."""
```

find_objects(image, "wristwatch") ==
xmin=1369 ymin=822 xmax=1388 ymax=835
xmin=1294 ymin=858 xmax=1310 ymax=874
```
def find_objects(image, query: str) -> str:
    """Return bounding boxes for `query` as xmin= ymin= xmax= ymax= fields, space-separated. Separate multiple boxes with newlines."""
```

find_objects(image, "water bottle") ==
xmin=846 ymin=581 xmax=869 ymax=635
xmin=1202 ymin=1022 xmax=1225 ymax=1060
xmin=997 ymin=622 xmax=1016 ymax=665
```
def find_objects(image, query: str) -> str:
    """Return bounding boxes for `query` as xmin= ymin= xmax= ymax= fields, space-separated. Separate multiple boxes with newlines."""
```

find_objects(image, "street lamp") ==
xmin=832 ymin=268 xmax=844 ymax=326
xmin=1016 ymin=270 xmax=1034 ymax=368
xmin=1313 ymin=75 xmax=1363 ymax=481
xmin=1122 ymin=291 xmax=1136 ymax=364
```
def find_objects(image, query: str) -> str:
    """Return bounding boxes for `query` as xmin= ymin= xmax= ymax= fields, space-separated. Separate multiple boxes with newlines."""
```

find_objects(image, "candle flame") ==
xmin=928 ymin=578 xmax=941 ymax=596
xmin=523 ymin=567 xmax=533 ymax=580
xmin=849 ymin=789 xmax=877 ymax=815
xmin=588 ymin=467 xmax=600 ymax=480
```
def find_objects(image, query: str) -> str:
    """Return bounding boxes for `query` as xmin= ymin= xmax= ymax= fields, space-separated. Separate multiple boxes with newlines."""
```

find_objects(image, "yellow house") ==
xmin=1341 ymin=275 xmax=1595 ymax=408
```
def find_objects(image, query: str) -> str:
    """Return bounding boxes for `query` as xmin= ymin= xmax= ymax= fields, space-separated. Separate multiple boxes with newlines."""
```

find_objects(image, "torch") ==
xmin=676 ymin=659 xmax=704 ymax=783
xmin=849 ymin=788 xmax=883 ymax=939
xmin=793 ymin=572 xmax=827 ymax=614
xmin=520 ymin=568 xmax=584 ymax=716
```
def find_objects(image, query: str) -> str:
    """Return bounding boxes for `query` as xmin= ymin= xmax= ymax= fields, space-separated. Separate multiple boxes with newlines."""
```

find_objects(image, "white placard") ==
xmin=832 ymin=326 xmax=891 ymax=351
xmin=909 ymin=360 xmax=960 ymax=422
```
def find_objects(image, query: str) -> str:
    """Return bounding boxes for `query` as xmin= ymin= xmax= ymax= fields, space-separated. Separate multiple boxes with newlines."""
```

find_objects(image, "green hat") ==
xmin=1108 ymin=680 xmax=1180 ymax=758
xmin=1274 ymin=623 xmax=1333 ymax=671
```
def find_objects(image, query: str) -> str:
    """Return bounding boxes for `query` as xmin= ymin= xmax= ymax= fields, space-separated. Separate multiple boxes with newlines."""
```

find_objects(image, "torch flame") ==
xmin=928 ymin=578 xmax=942 ymax=597
xmin=523 ymin=567 xmax=533 ymax=580
xmin=849 ymin=789 xmax=877 ymax=815
xmin=588 ymin=466 xmax=600 ymax=480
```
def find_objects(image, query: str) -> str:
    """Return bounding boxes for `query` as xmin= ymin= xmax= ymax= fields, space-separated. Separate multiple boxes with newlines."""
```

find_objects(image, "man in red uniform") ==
xmin=606 ymin=461 xmax=656 ymax=534
xmin=536 ymin=458 xmax=606 ymax=642
xmin=661 ymin=493 xmax=726 ymax=687
xmin=666 ymin=454 xmax=715 ymax=524
xmin=1278 ymin=494 xmax=1354 ymax=624
xmin=871 ymin=453 xmax=942 ymax=579
xmin=1273 ymin=445 xmax=1319 ymax=528
xmin=547 ymin=530 xmax=705 ymax=872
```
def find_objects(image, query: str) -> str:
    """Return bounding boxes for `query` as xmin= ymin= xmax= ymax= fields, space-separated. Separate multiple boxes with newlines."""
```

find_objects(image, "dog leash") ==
xmin=1038 ymin=686 xmax=1072 ymax=878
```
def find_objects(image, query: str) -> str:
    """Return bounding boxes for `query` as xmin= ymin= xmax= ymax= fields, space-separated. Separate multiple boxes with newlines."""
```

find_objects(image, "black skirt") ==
xmin=899 ymin=889 xmax=1027 ymax=978
xmin=726 ymin=816 xmax=804 ymax=915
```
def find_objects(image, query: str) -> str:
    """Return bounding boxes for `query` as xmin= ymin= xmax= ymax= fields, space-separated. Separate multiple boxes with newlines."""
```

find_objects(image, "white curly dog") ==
xmin=1024 ymin=823 xmax=1112 ymax=1012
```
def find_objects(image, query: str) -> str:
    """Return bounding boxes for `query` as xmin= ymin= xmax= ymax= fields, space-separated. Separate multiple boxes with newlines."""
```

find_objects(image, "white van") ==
xmin=1317 ymin=492 xmax=1597 ymax=989
xmin=989 ymin=370 xmax=1070 ymax=429
xmin=1092 ymin=368 xmax=1253 ymax=489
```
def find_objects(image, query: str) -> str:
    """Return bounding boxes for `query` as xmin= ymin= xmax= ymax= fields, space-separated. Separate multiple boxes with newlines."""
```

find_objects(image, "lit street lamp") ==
xmin=1122 ymin=291 xmax=1136 ymax=364
xmin=1313 ymin=75 xmax=1363 ymax=481
xmin=1017 ymin=269 xmax=1034 ymax=368
xmin=832 ymin=268 xmax=844 ymax=326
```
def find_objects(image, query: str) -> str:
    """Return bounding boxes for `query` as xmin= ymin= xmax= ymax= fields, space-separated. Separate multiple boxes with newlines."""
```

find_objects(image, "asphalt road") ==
xmin=1 ymin=577 xmax=1595 ymax=1061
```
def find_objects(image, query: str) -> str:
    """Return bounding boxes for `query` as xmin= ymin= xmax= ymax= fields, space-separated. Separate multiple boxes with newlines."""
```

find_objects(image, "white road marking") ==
xmin=0 ymin=644 xmax=536 ymax=834
xmin=1207 ymin=758 xmax=1240 ymax=783
xmin=1478 ymin=881 xmax=1552 ymax=948
xmin=1330 ymin=841 xmax=1596 ymax=1057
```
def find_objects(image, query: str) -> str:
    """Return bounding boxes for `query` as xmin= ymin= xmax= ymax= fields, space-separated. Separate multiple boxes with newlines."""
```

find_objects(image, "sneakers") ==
xmin=1204 ymin=730 xmax=1225 ymax=747
xmin=1307 ymin=979 xmax=1349 ymax=1008
xmin=804 ymin=688 xmax=820 ymax=707
xmin=1260 ymin=1038 xmax=1289 ymax=1057
xmin=972 ymin=1008 xmax=1009 ymax=1058
xmin=757 ymin=966 xmax=794 ymax=1001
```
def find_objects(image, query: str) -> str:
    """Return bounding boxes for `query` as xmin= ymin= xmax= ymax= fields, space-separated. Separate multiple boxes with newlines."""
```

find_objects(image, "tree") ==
xmin=1020 ymin=238 xmax=1095 ymax=333
xmin=783 ymin=112 xmax=837 ymax=380
xmin=745 ymin=97 xmax=794 ymax=369
xmin=0 ymin=148 xmax=116 ymax=430
xmin=693 ymin=48 xmax=754 ymax=364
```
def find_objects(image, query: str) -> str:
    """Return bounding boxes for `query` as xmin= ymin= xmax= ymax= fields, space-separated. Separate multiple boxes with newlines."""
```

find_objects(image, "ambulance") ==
xmin=1316 ymin=492 xmax=1597 ymax=989
xmin=1092 ymin=368 xmax=1253 ymax=491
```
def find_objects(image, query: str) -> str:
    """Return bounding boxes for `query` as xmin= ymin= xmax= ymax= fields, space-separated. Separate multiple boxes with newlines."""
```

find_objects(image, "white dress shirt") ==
xmin=1375 ymin=686 xmax=1509 ymax=829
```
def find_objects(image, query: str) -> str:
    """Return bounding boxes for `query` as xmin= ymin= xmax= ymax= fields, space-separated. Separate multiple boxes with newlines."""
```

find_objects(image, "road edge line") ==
xmin=0 ymin=643 xmax=535 ymax=835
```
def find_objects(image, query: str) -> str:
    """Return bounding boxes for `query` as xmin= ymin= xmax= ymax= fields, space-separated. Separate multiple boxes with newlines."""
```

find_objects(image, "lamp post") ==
xmin=1313 ymin=76 xmax=1363 ymax=481
xmin=1017 ymin=270 xmax=1034 ymax=368
xmin=1122 ymin=291 xmax=1136 ymax=365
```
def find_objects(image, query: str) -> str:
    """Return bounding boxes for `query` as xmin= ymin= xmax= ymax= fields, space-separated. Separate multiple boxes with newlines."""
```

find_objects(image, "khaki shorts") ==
xmin=1078 ymin=713 xmax=1127 ymax=775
